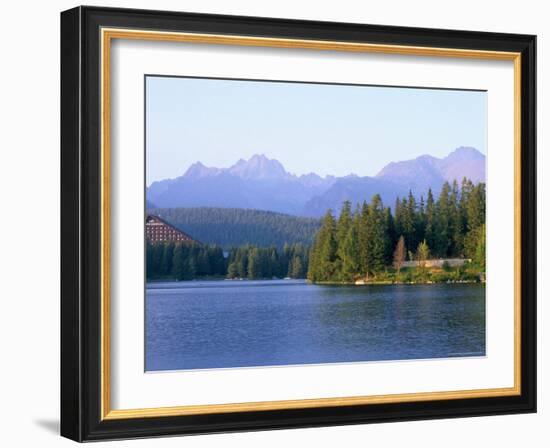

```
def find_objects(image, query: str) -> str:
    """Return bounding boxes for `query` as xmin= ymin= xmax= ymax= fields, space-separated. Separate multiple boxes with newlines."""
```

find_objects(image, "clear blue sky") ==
xmin=146 ymin=76 xmax=487 ymax=186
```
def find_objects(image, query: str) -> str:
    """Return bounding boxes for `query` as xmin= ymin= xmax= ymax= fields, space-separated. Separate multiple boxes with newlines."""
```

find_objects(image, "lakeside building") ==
xmin=145 ymin=215 xmax=199 ymax=244
xmin=401 ymin=258 xmax=471 ymax=268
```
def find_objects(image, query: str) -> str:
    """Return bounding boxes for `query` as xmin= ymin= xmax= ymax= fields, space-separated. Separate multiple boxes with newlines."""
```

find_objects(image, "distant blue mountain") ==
xmin=375 ymin=146 xmax=485 ymax=191
xmin=301 ymin=176 xmax=410 ymax=217
xmin=303 ymin=147 xmax=485 ymax=215
xmin=147 ymin=148 xmax=485 ymax=217
xmin=147 ymin=154 xmax=336 ymax=215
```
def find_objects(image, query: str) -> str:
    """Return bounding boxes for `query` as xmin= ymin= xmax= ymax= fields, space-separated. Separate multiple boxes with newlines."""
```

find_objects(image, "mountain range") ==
xmin=147 ymin=147 xmax=485 ymax=217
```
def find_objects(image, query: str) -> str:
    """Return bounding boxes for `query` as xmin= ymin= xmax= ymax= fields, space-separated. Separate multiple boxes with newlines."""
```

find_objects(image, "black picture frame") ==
xmin=61 ymin=5 xmax=536 ymax=442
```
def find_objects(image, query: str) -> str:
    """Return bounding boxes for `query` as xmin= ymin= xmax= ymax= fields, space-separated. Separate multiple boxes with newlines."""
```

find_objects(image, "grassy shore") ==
xmin=312 ymin=265 xmax=485 ymax=286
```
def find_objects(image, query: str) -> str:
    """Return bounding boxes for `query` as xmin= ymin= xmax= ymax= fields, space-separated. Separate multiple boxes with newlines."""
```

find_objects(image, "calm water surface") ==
xmin=146 ymin=280 xmax=485 ymax=371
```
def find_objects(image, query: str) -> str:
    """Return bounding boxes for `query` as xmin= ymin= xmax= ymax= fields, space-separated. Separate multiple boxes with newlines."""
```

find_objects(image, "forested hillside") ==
xmin=149 ymin=207 xmax=321 ymax=248
xmin=308 ymin=178 xmax=486 ymax=283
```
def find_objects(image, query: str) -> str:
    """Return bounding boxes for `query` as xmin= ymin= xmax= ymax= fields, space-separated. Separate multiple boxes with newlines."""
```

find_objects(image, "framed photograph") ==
xmin=60 ymin=6 xmax=536 ymax=442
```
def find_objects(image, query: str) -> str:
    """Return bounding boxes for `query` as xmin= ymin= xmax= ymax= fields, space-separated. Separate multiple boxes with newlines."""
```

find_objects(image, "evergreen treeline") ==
xmin=308 ymin=179 xmax=486 ymax=283
xmin=149 ymin=207 xmax=320 ymax=248
xmin=146 ymin=242 xmax=226 ymax=280
xmin=226 ymin=243 xmax=309 ymax=280
xmin=146 ymin=242 xmax=309 ymax=281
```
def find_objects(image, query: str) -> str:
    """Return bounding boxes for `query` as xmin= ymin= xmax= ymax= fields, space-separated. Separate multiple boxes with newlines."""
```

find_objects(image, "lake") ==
xmin=145 ymin=279 xmax=485 ymax=371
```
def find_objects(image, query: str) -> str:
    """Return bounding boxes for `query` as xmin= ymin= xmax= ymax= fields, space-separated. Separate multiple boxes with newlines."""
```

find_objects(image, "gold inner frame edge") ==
xmin=100 ymin=27 xmax=522 ymax=421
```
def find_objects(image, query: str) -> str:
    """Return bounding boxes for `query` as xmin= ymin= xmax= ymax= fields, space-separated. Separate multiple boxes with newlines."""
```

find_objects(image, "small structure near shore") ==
xmin=401 ymin=258 xmax=470 ymax=269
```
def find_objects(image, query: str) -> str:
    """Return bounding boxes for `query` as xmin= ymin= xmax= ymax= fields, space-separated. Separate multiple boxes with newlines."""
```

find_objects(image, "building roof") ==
xmin=145 ymin=214 xmax=200 ymax=244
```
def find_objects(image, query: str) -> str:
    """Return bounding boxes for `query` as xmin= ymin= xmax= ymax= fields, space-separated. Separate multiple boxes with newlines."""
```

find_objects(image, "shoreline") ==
xmin=313 ymin=279 xmax=484 ymax=286
xmin=146 ymin=277 xmax=484 ymax=286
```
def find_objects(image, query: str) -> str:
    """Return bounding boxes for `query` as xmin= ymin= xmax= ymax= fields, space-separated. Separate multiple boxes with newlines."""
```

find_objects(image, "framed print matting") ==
xmin=60 ymin=6 xmax=536 ymax=442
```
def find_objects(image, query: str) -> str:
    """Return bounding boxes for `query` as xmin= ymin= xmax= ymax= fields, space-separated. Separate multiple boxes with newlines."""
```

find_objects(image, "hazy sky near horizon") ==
xmin=146 ymin=76 xmax=487 ymax=186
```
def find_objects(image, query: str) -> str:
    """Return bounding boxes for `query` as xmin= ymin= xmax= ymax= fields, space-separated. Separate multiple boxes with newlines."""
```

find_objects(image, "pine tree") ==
xmin=357 ymin=201 xmax=370 ymax=277
xmin=186 ymin=253 xmax=197 ymax=280
xmin=467 ymin=183 xmax=486 ymax=231
xmin=146 ymin=242 xmax=155 ymax=278
xmin=160 ymin=242 xmax=174 ymax=276
xmin=208 ymin=246 xmax=225 ymax=275
xmin=261 ymin=248 xmax=272 ymax=278
xmin=319 ymin=211 xmax=338 ymax=280
xmin=237 ymin=248 xmax=248 ymax=278
xmin=474 ymin=224 xmax=486 ymax=270
xmin=336 ymin=201 xmax=352 ymax=249
xmin=416 ymin=195 xmax=426 ymax=247
xmin=435 ymin=182 xmax=451 ymax=257
xmin=152 ymin=243 xmax=164 ymax=277
xmin=307 ymin=245 xmax=319 ymax=281
xmin=280 ymin=243 xmax=291 ymax=277
xmin=402 ymin=192 xmax=417 ymax=253
xmin=172 ymin=243 xmax=186 ymax=280
xmin=449 ymin=180 xmax=463 ymax=256
xmin=383 ymin=207 xmax=396 ymax=264
xmin=247 ymin=248 xmax=261 ymax=279
xmin=269 ymin=249 xmax=280 ymax=278
xmin=308 ymin=210 xmax=338 ymax=281
xmin=424 ymin=189 xmax=436 ymax=253
xmin=340 ymin=221 xmax=360 ymax=282
xmin=459 ymin=178 xmax=474 ymax=249
xmin=363 ymin=195 xmax=387 ymax=277
xmin=196 ymin=248 xmax=210 ymax=276
xmin=394 ymin=197 xmax=403 ymax=239
xmin=289 ymin=256 xmax=304 ymax=279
